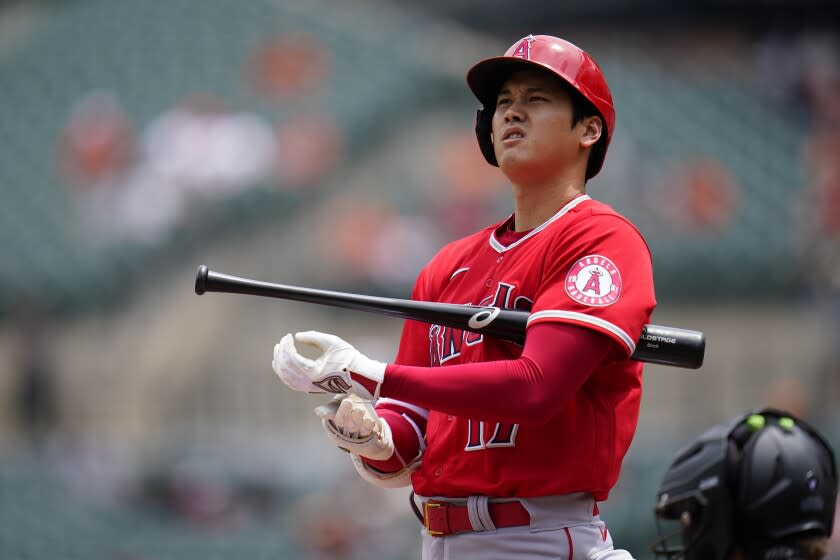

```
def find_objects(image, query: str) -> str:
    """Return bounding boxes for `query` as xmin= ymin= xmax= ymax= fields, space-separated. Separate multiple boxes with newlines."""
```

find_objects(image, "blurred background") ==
xmin=0 ymin=0 xmax=838 ymax=558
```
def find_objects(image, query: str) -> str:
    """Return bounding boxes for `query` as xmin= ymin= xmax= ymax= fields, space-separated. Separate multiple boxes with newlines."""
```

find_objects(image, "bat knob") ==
xmin=195 ymin=265 xmax=209 ymax=295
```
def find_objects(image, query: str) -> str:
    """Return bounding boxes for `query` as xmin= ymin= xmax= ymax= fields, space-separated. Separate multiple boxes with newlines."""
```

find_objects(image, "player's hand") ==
xmin=271 ymin=331 xmax=386 ymax=400
xmin=314 ymin=394 xmax=394 ymax=461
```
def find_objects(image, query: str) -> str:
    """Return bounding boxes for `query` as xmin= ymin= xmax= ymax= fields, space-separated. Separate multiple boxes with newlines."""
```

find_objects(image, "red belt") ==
xmin=423 ymin=499 xmax=531 ymax=537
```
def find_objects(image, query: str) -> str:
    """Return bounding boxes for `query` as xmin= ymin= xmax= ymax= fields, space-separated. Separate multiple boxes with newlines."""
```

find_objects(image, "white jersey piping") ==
xmin=489 ymin=194 xmax=591 ymax=254
xmin=527 ymin=310 xmax=636 ymax=354
xmin=377 ymin=397 xmax=430 ymax=419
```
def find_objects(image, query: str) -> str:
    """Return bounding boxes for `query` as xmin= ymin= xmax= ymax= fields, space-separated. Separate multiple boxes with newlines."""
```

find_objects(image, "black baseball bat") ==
xmin=195 ymin=265 xmax=705 ymax=369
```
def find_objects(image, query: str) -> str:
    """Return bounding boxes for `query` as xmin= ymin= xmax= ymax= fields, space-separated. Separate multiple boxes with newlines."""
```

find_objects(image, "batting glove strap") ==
xmin=322 ymin=416 xmax=394 ymax=461
xmin=343 ymin=350 xmax=386 ymax=400
xmin=348 ymin=369 xmax=383 ymax=401
xmin=350 ymin=453 xmax=418 ymax=489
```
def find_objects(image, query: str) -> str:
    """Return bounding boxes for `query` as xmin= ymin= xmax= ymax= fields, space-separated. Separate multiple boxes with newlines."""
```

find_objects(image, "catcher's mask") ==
xmin=651 ymin=408 xmax=837 ymax=560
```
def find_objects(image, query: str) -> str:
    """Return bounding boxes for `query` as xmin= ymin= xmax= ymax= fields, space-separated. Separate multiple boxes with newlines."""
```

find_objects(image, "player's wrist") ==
xmin=347 ymin=355 xmax=386 ymax=400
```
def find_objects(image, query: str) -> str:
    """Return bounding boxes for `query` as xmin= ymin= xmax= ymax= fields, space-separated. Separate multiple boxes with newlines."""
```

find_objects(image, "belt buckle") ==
xmin=423 ymin=501 xmax=446 ymax=536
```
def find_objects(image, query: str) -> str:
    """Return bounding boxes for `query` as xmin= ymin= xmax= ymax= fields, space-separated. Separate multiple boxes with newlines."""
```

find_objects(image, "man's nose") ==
xmin=503 ymin=102 xmax=525 ymax=122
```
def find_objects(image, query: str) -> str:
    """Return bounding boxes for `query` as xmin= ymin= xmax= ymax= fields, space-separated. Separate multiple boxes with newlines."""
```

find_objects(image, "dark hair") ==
xmin=560 ymin=80 xmax=608 ymax=181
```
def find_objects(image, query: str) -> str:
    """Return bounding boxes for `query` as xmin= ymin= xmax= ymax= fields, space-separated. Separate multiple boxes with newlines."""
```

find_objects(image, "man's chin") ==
xmin=496 ymin=149 xmax=529 ymax=170
xmin=497 ymin=151 xmax=544 ymax=178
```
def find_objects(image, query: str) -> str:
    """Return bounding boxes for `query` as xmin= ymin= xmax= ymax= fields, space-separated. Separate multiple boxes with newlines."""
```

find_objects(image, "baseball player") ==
xmin=652 ymin=408 xmax=837 ymax=560
xmin=272 ymin=35 xmax=656 ymax=559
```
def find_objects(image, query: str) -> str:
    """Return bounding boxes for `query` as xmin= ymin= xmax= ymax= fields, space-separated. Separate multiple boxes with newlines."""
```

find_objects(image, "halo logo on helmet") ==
xmin=466 ymin=34 xmax=615 ymax=180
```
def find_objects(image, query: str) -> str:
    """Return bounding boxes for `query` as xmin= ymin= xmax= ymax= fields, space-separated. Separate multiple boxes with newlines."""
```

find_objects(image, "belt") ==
xmin=423 ymin=499 xmax=531 ymax=537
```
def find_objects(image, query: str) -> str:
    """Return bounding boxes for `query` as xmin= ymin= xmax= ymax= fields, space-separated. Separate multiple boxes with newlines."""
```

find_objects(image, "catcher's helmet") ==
xmin=466 ymin=34 xmax=615 ymax=180
xmin=651 ymin=408 xmax=837 ymax=560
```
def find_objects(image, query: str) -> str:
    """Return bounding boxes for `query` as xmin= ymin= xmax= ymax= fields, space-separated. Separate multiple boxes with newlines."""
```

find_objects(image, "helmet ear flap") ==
xmin=475 ymin=107 xmax=498 ymax=167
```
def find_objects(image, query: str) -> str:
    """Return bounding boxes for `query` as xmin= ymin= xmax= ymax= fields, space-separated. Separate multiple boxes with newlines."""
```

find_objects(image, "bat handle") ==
xmin=195 ymin=265 xmax=209 ymax=295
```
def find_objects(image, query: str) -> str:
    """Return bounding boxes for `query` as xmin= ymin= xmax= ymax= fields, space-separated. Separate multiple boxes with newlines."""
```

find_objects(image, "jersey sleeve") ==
xmin=527 ymin=212 xmax=656 ymax=358
xmin=362 ymin=397 xmax=428 ymax=472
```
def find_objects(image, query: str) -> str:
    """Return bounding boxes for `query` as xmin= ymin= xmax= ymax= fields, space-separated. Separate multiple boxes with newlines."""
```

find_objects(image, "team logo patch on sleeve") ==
xmin=565 ymin=255 xmax=622 ymax=307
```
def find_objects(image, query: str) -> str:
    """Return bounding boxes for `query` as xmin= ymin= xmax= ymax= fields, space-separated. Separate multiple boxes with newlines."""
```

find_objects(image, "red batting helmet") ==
xmin=467 ymin=35 xmax=615 ymax=180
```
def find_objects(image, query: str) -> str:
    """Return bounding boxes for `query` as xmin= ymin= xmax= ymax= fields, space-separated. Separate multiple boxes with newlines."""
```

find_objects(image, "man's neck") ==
xmin=511 ymin=178 xmax=586 ymax=231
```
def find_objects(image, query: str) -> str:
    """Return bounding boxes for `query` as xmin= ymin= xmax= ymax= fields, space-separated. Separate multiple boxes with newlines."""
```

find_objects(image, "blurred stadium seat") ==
xmin=0 ymin=0 xmax=451 ymax=316
xmin=0 ymin=1 xmax=816 ymax=316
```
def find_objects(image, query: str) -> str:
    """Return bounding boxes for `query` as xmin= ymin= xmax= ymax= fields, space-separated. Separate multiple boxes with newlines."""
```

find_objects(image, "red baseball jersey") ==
xmin=387 ymin=194 xmax=655 ymax=500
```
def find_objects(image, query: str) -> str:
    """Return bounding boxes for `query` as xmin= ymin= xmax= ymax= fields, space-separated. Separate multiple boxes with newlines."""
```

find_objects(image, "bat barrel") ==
xmin=632 ymin=325 xmax=705 ymax=369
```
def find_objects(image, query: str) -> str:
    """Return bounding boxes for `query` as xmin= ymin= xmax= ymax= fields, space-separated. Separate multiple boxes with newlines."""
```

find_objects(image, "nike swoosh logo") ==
xmin=467 ymin=307 xmax=501 ymax=329
xmin=312 ymin=376 xmax=352 ymax=394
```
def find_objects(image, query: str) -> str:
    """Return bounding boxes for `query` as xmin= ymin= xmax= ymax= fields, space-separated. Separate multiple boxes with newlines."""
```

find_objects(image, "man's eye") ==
xmin=530 ymin=96 xmax=547 ymax=102
xmin=497 ymin=98 xmax=511 ymax=107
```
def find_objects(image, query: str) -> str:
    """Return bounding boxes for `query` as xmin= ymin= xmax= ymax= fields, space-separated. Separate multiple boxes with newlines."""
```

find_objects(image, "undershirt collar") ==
xmin=494 ymin=216 xmax=533 ymax=245
xmin=489 ymin=194 xmax=591 ymax=253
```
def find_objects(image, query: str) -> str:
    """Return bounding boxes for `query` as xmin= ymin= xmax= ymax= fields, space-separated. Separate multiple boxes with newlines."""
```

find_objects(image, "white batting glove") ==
xmin=314 ymin=394 xmax=394 ymax=461
xmin=271 ymin=331 xmax=386 ymax=400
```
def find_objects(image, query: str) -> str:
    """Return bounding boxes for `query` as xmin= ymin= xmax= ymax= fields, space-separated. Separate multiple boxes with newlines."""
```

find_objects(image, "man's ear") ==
xmin=580 ymin=116 xmax=603 ymax=149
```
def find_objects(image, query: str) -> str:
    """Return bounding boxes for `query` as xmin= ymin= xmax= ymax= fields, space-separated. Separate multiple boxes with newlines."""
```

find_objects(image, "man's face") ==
xmin=491 ymin=69 xmax=595 ymax=179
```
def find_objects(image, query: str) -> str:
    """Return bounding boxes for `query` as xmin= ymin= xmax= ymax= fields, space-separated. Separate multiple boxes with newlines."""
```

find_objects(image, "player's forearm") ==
xmin=361 ymin=408 xmax=424 ymax=473
xmin=383 ymin=357 xmax=557 ymax=423
xmin=380 ymin=323 xmax=612 ymax=424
